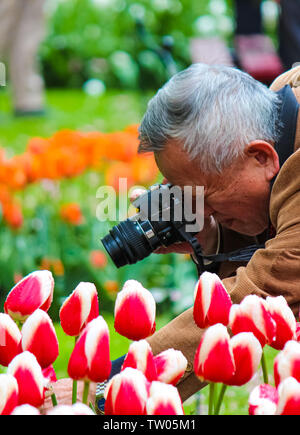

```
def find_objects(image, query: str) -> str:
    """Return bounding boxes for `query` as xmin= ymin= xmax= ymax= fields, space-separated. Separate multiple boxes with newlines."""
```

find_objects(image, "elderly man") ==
xmin=45 ymin=63 xmax=300 ymax=410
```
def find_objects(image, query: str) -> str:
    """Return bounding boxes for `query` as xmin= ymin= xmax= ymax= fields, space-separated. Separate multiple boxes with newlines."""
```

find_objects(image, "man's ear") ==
xmin=244 ymin=140 xmax=280 ymax=180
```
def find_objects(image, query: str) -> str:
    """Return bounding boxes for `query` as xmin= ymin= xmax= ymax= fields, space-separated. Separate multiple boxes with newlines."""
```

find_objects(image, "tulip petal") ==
xmin=248 ymin=384 xmax=278 ymax=415
xmin=146 ymin=382 xmax=184 ymax=415
xmin=277 ymin=377 xmax=300 ymax=415
xmin=0 ymin=374 xmax=18 ymax=415
xmin=122 ymin=340 xmax=157 ymax=382
xmin=0 ymin=313 xmax=22 ymax=366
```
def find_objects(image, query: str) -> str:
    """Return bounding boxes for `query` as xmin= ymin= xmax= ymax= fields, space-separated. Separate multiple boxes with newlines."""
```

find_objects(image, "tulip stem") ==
xmin=208 ymin=383 xmax=215 ymax=415
xmin=72 ymin=380 xmax=77 ymax=404
xmin=261 ymin=351 xmax=269 ymax=384
xmin=82 ymin=381 xmax=90 ymax=404
xmin=214 ymin=384 xmax=227 ymax=415
xmin=51 ymin=392 xmax=58 ymax=407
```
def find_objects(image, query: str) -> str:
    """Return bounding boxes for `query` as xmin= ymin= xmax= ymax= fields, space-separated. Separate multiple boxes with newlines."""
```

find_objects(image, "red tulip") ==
xmin=7 ymin=351 xmax=47 ymax=407
xmin=276 ymin=377 xmax=300 ymax=415
xmin=104 ymin=367 xmax=149 ymax=415
xmin=248 ymin=384 xmax=278 ymax=415
xmin=193 ymin=272 xmax=232 ymax=329
xmin=59 ymin=282 xmax=99 ymax=337
xmin=114 ymin=280 xmax=156 ymax=340
xmin=226 ymin=332 xmax=262 ymax=386
xmin=0 ymin=313 xmax=22 ymax=366
xmin=121 ymin=340 xmax=157 ymax=382
xmin=194 ymin=324 xmax=235 ymax=384
xmin=4 ymin=270 xmax=54 ymax=322
xmin=229 ymin=295 xmax=276 ymax=347
xmin=68 ymin=316 xmax=111 ymax=383
xmin=266 ymin=296 xmax=296 ymax=350
xmin=274 ymin=340 xmax=300 ymax=387
xmin=154 ymin=349 xmax=187 ymax=385
xmin=0 ymin=374 xmax=18 ymax=415
xmin=21 ymin=309 xmax=59 ymax=369
xmin=146 ymin=381 xmax=184 ymax=415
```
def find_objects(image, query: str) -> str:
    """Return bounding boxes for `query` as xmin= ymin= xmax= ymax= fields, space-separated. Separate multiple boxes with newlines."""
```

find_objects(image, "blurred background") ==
xmin=0 ymin=0 xmax=297 ymax=414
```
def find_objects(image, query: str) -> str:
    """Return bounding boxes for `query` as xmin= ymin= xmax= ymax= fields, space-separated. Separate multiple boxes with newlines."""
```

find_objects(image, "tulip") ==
xmin=47 ymin=404 xmax=95 ymax=415
xmin=121 ymin=340 xmax=157 ymax=382
xmin=21 ymin=309 xmax=59 ymax=369
xmin=266 ymin=296 xmax=296 ymax=350
xmin=229 ymin=295 xmax=276 ymax=348
xmin=104 ymin=367 xmax=149 ymax=415
xmin=194 ymin=323 xmax=235 ymax=384
xmin=146 ymin=381 xmax=184 ymax=415
xmin=7 ymin=351 xmax=47 ymax=407
xmin=0 ymin=313 xmax=22 ymax=366
xmin=114 ymin=280 xmax=156 ymax=340
xmin=226 ymin=332 xmax=262 ymax=387
xmin=4 ymin=270 xmax=54 ymax=322
xmin=68 ymin=316 xmax=111 ymax=383
xmin=42 ymin=365 xmax=57 ymax=384
xmin=193 ymin=272 xmax=232 ymax=329
xmin=0 ymin=374 xmax=18 ymax=415
xmin=274 ymin=340 xmax=300 ymax=387
xmin=248 ymin=384 xmax=278 ymax=415
xmin=154 ymin=349 xmax=187 ymax=386
xmin=59 ymin=282 xmax=99 ymax=337
xmin=11 ymin=404 xmax=41 ymax=415
xmin=276 ymin=377 xmax=300 ymax=415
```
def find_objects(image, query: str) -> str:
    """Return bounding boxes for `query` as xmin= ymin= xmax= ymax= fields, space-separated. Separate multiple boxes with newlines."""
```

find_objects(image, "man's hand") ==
xmin=41 ymin=379 xmax=97 ymax=414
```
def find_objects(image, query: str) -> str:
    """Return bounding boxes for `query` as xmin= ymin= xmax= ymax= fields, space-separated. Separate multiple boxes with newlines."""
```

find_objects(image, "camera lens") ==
xmin=101 ymin=219 xmax=153 ymax=268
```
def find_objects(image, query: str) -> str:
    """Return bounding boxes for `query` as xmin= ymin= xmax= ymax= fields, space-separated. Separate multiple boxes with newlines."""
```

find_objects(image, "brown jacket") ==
xmin=147 ymin=66 xmax=300 ymax=402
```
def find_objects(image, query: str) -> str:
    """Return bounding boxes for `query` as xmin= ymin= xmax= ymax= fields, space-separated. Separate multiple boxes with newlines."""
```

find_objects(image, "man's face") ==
xmin=154 ymin=140 xmax=278 ymax=236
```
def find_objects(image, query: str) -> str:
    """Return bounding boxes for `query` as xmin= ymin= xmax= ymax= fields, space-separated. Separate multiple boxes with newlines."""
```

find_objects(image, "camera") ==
xmin=101 ymin=183 xmax=204 ymax=268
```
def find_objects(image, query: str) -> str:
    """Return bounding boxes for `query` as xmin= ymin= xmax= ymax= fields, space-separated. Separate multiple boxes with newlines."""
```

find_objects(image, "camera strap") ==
xmin=192 ymin=84 xmax=299 ymax=274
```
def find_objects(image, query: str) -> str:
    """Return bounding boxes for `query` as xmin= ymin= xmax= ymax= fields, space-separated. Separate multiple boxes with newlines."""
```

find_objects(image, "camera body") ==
xmin=101 ymin=183 xmax=201 ymax=268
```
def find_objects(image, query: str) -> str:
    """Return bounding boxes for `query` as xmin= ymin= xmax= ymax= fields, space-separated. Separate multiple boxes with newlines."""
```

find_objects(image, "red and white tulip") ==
xmin=21 ymin=309 xmax=59 ymax=369
xmin=68 ymin=316 xmax=111 ymax=383
xmin=0 ymin=313 xmax=22 ymax=366
xmin=248 ymin=384 xmax=278 ymax=415
xmin=154 ymin=349 xmax=187 ymax=385
xmin=114 ymin=280 xmax=156 ymax=340
xmin=59 ymin=282 xmax=99 ymax=337
xmin=7 ymin=351 xmax=47 ymax=407
xmin=276 ymin=377 xmax=300 ymax=415
xmin=227 ymin=332 xmax=262 ymax=386
xmin=194 ymin=323 xmax=235 ymax=384
xmin=274 ymin=340 xmax=300 ymax=387
xmin=4 ymin=270 xmax=54 ymax=322
xmin=193 ymin=272 xmax=232 ymax=329
xmin=121 ymin=340 xmax=157 ymax=382
xmin=266 ymin=296 xmax=296 ymax=350
xmin=0 ymin=374 xmax=18 ymax=415
xmin=146 ymin=381 xmax=184 ymax=415
xmin=229 ymin=295 xmax=276 ymax=347
xmin=104 ymin=368 xmax=150 ymax=415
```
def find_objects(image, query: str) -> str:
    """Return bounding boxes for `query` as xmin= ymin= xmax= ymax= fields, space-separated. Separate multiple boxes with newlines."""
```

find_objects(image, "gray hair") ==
xmin=138 ymin=63 xmax=281 ymax=173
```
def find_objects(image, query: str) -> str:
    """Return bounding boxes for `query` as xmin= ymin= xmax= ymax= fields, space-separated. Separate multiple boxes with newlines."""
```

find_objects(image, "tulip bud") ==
xmin=193 ymin=272 xmax=232 ymax=329
xmin=248 ymin=384 xmax=278 ymax=415
xmin=121 ymin=340 xmax=157 ymax=382
xmin=227 ymin=332 xmax=262 ymax=386
xmin=59 ymin=282 xmax=99 ymax=337
xmin=146 ymin=381 xmax=184 ymax=415
xmin=104 ymin=368 xmax=149 ymax=415
xmin=274 ymin=340 xmax=300 ymax=387
xmin=194 ymin=324 xmax=235 ymax=384
xmin=11 ymin=404 xmax=41 ymax=415
xmin=4 ymin=270 xmax=54 ymax=322
xmin=7 ymin=351 xmax=47 ymax=407
xmin=229 ymin=295 xmax=276 ymax=347
xmin=0 ymin=313 xmax=22 ymax=366
xmin=21 ymin=309 xmax=59 ymax=369
xmin=68 ymin=316 xmax=111 ymax=383
xmin=276 ymin=377 xmax=300 ymax=415
xmin=0 ymin=374 xmax=18 ymax=415
xmin=266 ymin=296 xmax=296 ymax=350
xmin=114 ymin=280 xmax=156 ymax=340
xmin=154 ymin=349 xmax=187 ymax=385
